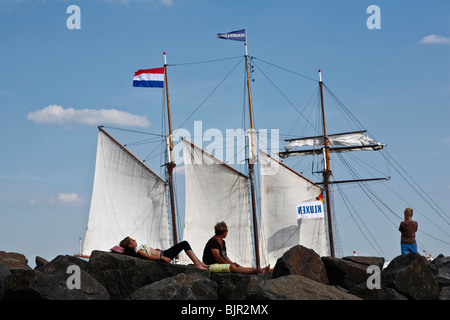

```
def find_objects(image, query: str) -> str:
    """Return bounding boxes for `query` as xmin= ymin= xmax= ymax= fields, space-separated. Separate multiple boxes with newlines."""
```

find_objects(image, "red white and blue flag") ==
xmin=133 ymin=67 xmax=164 ymax=88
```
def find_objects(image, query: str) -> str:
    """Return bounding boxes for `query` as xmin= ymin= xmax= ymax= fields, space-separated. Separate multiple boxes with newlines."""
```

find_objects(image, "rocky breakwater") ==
xmin=1 ymin=246 xmax=449 ymax=300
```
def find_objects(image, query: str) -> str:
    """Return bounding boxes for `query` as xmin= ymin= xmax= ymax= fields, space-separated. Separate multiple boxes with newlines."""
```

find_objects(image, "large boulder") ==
xmin=210 ymin=273 xmax=266 ymax=300
xmin=431 ymin=254 xmax=450 ymax=288
xmin=321 ymin=256 xmax=369 ymax=290
xmin=129 ymin=273 xmax=218 ymax=300
xmin=0 ymin=251 xmax=31 ymax=270
xmin=4 ymin=255 xmax=109 ymax=300
xmin=382 ymin=252 xmax=439 ymax=300
xmin=348 ymin=283 xmax=407 ymax=300
xmin=87 ymin=250 xmax=209 ymax=300
xmin=245 ymin=275 xmax=360 ymax=300
xmin=272 ymin=245 xmax=328 ymax=284
xmin=342 ymin=256 xmax=385 ymax=270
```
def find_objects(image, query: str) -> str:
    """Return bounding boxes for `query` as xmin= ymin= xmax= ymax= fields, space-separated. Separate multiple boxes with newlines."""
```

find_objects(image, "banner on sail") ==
xmin=296 ymin=201 xmax=324 ymax=219
xmin=217 ymin=29 xmax=246 ymax=42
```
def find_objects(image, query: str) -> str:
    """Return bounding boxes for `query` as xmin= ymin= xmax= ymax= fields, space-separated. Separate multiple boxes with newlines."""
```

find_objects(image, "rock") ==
xmin=272 ymin=245 xmax=328 ymax=284
xmin=342 ymin=256 xmax=385 ymax=270
xmin=35 ymin=256 xmax=49 ymax=269
xmin=37 ymin=255 xmax=90 ymax=273
xmin=382 ymin=252 xmax=439 ymax=300
xmin=0 ymin=263 xmax=11 ymax=299
xmin=4 ymin=269 xmax=43 ymax=300
xmin=438 ymin=286 xmax=450 ymax=300
xmin=4 ymin=255 xmax=109 ymax=300
xmin=0 ymin=251 xmax=31 ymax=270
xmin=431 ymin=254 xmax=450 ymax=288
xmin=321 ymin=256 xmax=369 ymax=290
xmin=129 ymin=273 xmax=218 ymax=300
xmin=246 ymin=275 xmax=360 ymax=300
xmin=348 ymin=283 xmax=407 ymax=300
xmin=210 ymin=273 xmax=266 ymax=300
xmin=88 ymin=250 xmax=209 ymax=300
xmin=2 ymin=247 xmax=446 ymax=300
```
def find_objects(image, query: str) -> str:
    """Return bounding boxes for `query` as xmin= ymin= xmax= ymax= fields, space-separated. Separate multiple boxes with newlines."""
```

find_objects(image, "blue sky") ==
xmin=1 ymin=0 xmax=449 ymax=267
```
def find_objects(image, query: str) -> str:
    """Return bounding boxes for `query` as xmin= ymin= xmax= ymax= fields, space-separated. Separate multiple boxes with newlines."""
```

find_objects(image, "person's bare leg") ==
xmin=185 ymin=250 xmax=209 ymax=270
xmin=230 ymin=264 xmax=270 ymax=274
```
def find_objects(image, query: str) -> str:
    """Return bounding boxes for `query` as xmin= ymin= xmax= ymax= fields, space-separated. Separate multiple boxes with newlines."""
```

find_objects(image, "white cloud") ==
xmin=419 ymin=34 xmax=450 ymax=45
xmin=50 ymin=193 xmax=87 ymax=206
xmin=27 ymin=105 xmax=150 ymax=127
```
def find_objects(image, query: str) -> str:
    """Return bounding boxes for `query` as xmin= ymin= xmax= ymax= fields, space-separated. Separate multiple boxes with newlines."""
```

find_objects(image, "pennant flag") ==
xmin=133 ymin=67 xmax=164 ymax=88
xmin=217 ymin=29 xmax=246 ymax=42
xmin=316 ymin=192 xmax=323 ymax=202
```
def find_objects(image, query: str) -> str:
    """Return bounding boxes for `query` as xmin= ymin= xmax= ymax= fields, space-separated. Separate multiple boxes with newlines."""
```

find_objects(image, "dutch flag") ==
xmin=133 ymin=67 xmax=164 ymax=88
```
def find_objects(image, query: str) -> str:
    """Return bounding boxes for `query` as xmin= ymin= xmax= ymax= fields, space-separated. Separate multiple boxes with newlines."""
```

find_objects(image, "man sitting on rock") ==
xmin=119 ymin=237 xmax=209 ymax=270
xmin=202 ymin=221 xmax=269 ymax=274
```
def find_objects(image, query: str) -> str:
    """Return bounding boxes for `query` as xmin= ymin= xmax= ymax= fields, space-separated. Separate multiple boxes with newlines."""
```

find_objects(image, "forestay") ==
xmin=82 ymin=128 xmax=170 ymax=257
xmin=259 ymin=151 xmax=328 ymax=267
xmin=181 ymin=139 xmax=254 ymax=267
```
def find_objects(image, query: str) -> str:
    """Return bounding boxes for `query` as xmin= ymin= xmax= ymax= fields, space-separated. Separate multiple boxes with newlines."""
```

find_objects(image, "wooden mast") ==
xmin=318 ymin=69 xmax=335 ymax=257
xmin=164 ymin=52 xmax=178 ymax=247
xmin=245 ymin=41 xmax=261 ymax=268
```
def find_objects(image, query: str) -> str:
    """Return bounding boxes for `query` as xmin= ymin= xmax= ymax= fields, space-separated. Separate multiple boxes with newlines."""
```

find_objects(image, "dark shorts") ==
xmin=401 ymin=243 xmax=417 ymax=255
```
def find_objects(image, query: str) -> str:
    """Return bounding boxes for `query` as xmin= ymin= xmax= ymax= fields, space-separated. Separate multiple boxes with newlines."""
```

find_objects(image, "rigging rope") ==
xmin=174 ymin=57 xmax=245 ymax=131
xmin=250 ymin=58 xmax=320 ymax=136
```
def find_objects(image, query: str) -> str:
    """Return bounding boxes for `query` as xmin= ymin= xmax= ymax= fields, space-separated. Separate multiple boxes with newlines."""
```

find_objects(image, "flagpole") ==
xmin=244 ymin=35 xmax=261 ymax=269
xmin=164 ymin=51 xmax=178 ymax=247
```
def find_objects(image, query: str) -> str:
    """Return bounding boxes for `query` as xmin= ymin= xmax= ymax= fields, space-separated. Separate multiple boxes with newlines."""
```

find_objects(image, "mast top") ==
xmin=164 ymin=52 xmax=167 ymax=66
xmin=318 ymin=69 xmax=323 ymax=83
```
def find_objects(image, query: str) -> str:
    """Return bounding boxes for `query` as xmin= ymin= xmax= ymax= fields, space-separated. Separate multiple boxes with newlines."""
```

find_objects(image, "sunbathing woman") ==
xmin=119 ymin=236 xmax=209 ymax=270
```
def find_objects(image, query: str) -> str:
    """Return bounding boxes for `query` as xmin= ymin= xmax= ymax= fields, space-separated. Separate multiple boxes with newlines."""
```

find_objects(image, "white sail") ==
xmin=82 ymin=128 xmax=170 ymax=256
xmin=181 ymin=139 xmax=254 ymax=267
xmin=259 ymin=151 xmax=328 ymax=267
xmin=284 ymin=131 xmax=383 ymax=150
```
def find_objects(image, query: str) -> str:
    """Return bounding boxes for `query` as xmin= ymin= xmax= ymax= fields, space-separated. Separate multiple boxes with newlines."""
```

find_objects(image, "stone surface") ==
xmin=0 ymin=251 xmax=31 ymax=270
xmin=321 ymin=256 xmax=369 ymax=290
xmin=431 ymin=254 xmax=450 ymax=287
xmin=245 ymin=275 xmax=360 ymax=300
xmin=129 ymin=273 xmax=218 ymax=300
xmin=5 ymin=255 xmax=109 ymax=300
xmin=382 ymin=252 xmax=439 ymax=300
xmin=1 ymin=247 xmax=448 ymax=300
xmin=272 ymin=245 xmax=328 ymax=284
xmin=342 ymin=256 xmax=385 ymax=270
xmin=210 ymin=273 xmax=267 ymax=300
xmin=87 ymin=250 xmax=208 ymax=300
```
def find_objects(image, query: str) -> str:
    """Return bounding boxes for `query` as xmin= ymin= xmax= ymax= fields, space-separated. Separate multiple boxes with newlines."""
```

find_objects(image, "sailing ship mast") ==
xmin=164 ymin=52 xmax=178 ymax=246
xmin=244 ymin=41 xmax=261 ymax=268
xmin=318 ymin=69 xmax=335 ymax=257
xmin=278 ymin=70 xmax=388 ymax=258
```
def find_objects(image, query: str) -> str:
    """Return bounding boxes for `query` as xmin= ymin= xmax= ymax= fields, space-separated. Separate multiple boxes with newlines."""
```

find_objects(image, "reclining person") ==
xmin=119 ymin=236 xmax=208 ymax=270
